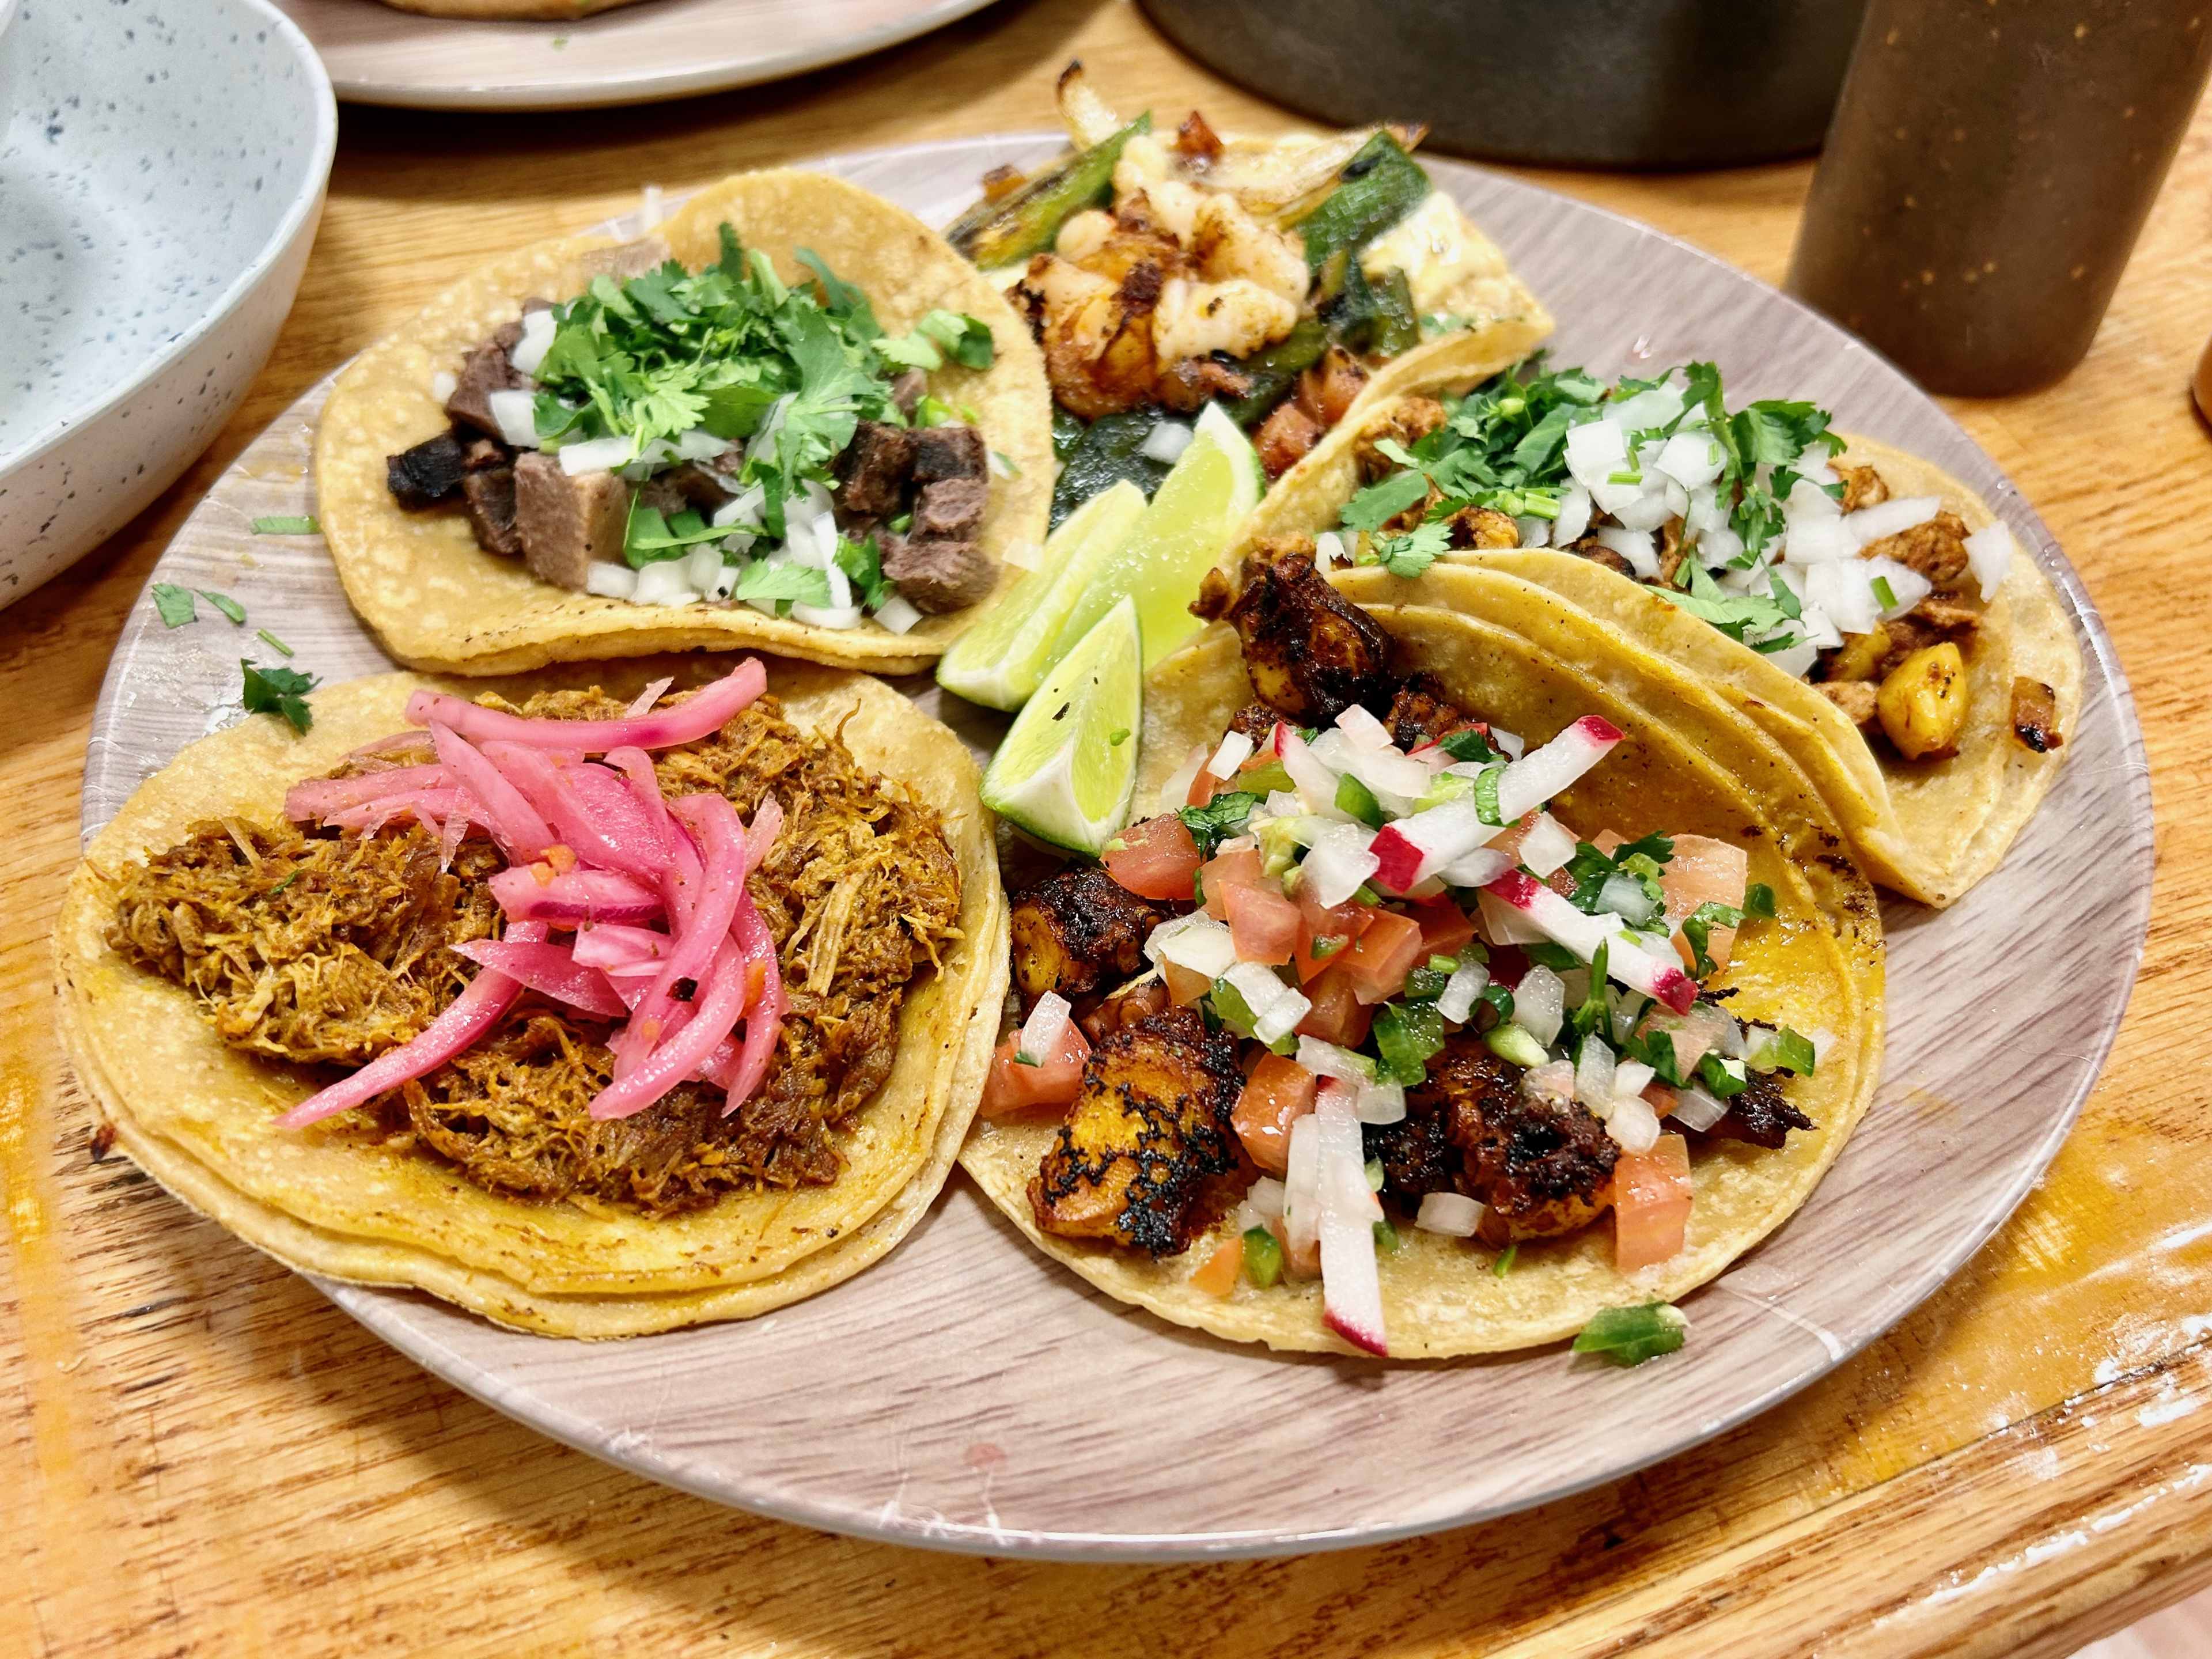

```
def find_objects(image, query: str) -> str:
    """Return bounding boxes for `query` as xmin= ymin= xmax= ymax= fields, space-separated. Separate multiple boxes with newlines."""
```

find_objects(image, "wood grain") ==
xmin=6 ymin=0 xmax=2210 ymax=1650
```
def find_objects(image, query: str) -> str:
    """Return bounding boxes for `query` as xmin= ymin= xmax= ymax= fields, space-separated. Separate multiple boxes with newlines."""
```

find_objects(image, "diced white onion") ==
xmin=1313 ymin=529 xmax=1348 ymax=571
xmin=631 ymin=560 xmax=696 ymax=607
xmin=1592 ymin=524 xmax=1658 ymax=578
xmin=672 ymin=426 xmax=728 ymax=463
xmin=745 ymin=394 xmax=794 ymax=467
xmin=584 ymin=561 xmax=637 ymax=600
xmin=1604 ymin=384 xmax=1685 ymax=433
xmin=683 ymin=544 xmax=724 ymax=594
xmin=1517 ymin=812 xmax=1577 ymax=878
xmin=1607 ymin=1090 xmax=1662 ymax=1153
xmin=1513 ymin=515 xmax=1551 ymax=549
xmin=1149 ymin=913 xmax=1237 ymax=979
xmin=1866 ymin=555 xmax=1933 ymax=621
xmin=558 ymin=434 xmax=636 ymax=476
xmin=639 ymin=183 xmax=665 ymax=229
xmin=1297 ymin=1037 xmax=1369 ymax=1084
xmin=1139 ymin=419 xmax=1195 ymax=464
xmin=1415 ymin=1191 xmax=1484 ymax=1237
xmin=1843 ymin=495 xmax=1940 ymax=546
xmin=1804 ymin=559 xmax=1882 ymax=635
xmin=1671 ymin=1083 xmax=1730 ymax=1132
xmin=1782 ymin=513 xmax=1859 ymax=565
xmin=824 ymin=558 xmax=853 ymax=612
xmin=1552 ymin=483 xmax=1593 ymax=545
xmin=1964 ymin=522 xmax=2017 ymax=602
xmin=1209 ymin=730 xmax=1255 ymax=779
xmin=1352 ymin=1077 xmax=1406 ymax=1124
xmin=1654 ymin=430 xmax=1725 ymax=491
xmin=1574 ymin=1038 xmax=1616 ymax=1111
xmin=1522 ymin=1058 xmax=1576 ymax=1108
xmin=1565 ymin=418 xmax=1630 ymax=497
xmin=487 ymin=388 xmax=542 ymax=450
xmin=1002 ymin=538 xmax=1043 ymax=571
xmin=509 ymin=308 xmax=558 ymax=378
xmin=1018 ymin=991 xmax=1073 ymax=1063
xmin=1158 ymin=743 xmax=1208 ymax=815
xmin=1516 ymin=964 xmax=1565 ymax=1048
xmin=874 ymin=593 xmax=923 ymax=634
xmin=791 ymin=603 xmax=863 ymax=630
xmin=711 ymin=486 xmax=765 ymax=530
xmin=1612 ymin=1059 xmax=1656 ymax=1100
xmin=1435 ymin=959 xmax=1490 ymax=1024
xmin=430 ymin=370 xmax=459 ymax=405
xmin=1247 ymin=1176 xmax=1287 ymax=1222
xmin=1300 ymin=823 xmax=1382 ymax=908
xmin=1597 ymin=872 xmax=1658 ymax=926
xmin=1334 ymin=705 xmax=1394 ymax=751
xmin=1759 ymin=633 xmax=1820 ymax=680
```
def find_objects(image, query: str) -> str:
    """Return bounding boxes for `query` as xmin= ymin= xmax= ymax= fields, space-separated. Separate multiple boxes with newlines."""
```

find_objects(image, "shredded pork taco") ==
xmin=1238 ymin=361 xmax=2081 ymax=905
xmin=959 ymin=557 xmax=1881 ymax=1359
xmin=56 ymin=660 xmax=1007 ymax=1337
xmin=945 ymin=65 xmax=1552 ymax=528
xmin=318 ymin=170 xmax=1053 ymax=678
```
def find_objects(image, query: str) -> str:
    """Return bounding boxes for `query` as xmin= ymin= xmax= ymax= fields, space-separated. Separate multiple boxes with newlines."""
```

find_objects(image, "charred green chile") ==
xmin=944 ymin=115 xmax=1153 ymax=270
xmin=1048 ymin=408 xmax=1172 ymax=529
xmin=1293 ymin=132 xmax=1431 ymax=276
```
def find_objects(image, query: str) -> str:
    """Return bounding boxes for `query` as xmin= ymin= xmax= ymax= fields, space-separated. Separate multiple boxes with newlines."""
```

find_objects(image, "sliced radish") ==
xmin=1314 ymin=1093 xmax=1387 ymax=1355
xmin=1481 ymin=870 xmax=1698 ymax=1013
xmin=1494 ymin=716 xmax=1624 ymax=826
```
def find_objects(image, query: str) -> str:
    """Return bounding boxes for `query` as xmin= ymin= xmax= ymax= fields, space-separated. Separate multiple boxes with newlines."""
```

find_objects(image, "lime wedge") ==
xmin=982 ymin=596 xmax=1142 ymax=855
xmin=1048 ymin=402 xmax=1263 ymax=672
xmin=936 ymin=480 xmax=1147 ymax=711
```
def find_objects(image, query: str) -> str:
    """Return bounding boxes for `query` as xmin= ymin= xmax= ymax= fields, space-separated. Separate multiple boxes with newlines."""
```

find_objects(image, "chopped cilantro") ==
xmin=249 ymin=515 xmax=319 ymax=535
xmin=1743 ymin=883 xmax=1777 ymax=919
xmin=1339 ymin=469 xmax=1429 ymax=533
xmin=1680 ymin=899 xmax=1746 ymax=979
xmin=199 ymin=589 xmax=247 ymax=625
xmin=150 ymin=584 xmax=198 ymax=627
xmin=732 ymin=560 xmax=831 ymax=612
xmin=1696 ymin=1053 xmax=1750 ymax=1099
xmin=1178 ymin=791 xmax=1260 ymax=859
xmin=834 ymin=534 xmax=892 ymax=610
xmin=1745 ymin=1025 xmax=1817 ymax=1077
xmin=1871 ymin=574 xmax=1898 ymax=611
xmin=1438 ymin=726 xmax=1497 ymax=763
xmin=1572 ymin=1302 xmax=1688 ymax=1366
xmin=240 ymin=661 xmax=317 ymax=734
xmin=256 ymin=628 xmax=294 ymax=658
xmin=1376 ymin=520 xmax=1448 ymax=579
xmin=1493 ymin=1243 xmax=1518 ymax=1277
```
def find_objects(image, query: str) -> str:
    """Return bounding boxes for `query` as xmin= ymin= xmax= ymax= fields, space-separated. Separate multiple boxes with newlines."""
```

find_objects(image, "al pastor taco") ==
xmin=317 ymin=170 xmax=1053 ymax=679
xmin=55 ymin=660 xmax=1007 ymax=1337
xmin=944 ymin=65 xmax=1552 ymax=528
xmin=958 ymin=555 xmax=1881 ymax=1359
xmin=1247 ymin=360 xmax=2081 ymax=905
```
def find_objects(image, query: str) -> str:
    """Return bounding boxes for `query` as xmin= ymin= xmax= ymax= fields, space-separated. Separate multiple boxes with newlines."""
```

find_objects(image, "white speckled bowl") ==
xmin=0 ymin=0 xmax=334 ymax=609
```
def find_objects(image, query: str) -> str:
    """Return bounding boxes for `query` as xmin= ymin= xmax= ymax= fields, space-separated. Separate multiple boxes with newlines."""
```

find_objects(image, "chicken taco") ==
xmin=318 ymin=169 xmax=1052 ymax=679
xmin=55 ymin=660 xmax=1007 ymax=1337
xmin=944 ymin=65 xmax=1552 ymax=528
xmin=1248 ymin=360 xmax=2081 ymax=905
xmin=959 ymin=555 xmax=1881 ymax=1359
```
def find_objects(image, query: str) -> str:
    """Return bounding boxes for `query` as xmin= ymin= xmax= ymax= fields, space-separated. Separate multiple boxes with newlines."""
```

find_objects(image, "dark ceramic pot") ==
xmin=1138 ymin=0 xmax=1869 ymax=169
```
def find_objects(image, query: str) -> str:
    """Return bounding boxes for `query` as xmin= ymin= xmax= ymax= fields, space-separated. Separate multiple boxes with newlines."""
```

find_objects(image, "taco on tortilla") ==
xmin=56 ymin=659 xmax=1007 ymax=1338
xmin=944 ymin=64 xmax=1552 ymax=530
xmin=958 ymin=555 xmax=1881 ymax=1359
xmin=318 ymin=170 xmax=1052 ymax=679
xmin=1243 ymin=359 xmax=2081 ymax=906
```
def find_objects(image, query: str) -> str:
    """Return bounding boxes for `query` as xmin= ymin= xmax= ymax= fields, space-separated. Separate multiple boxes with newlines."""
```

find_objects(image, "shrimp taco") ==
xmin=318 ymin=170 xmax=1053 ymax=679
xmin=959 ymin=555 xmax=1882 ymax=1359
xmin=56 ymin=660 xmax=1006 ymax=1337
xmin=1247 ymin=360 xmax=2081 ymax=905
xmin=944 ymin=65 xmax=1552 ymax=528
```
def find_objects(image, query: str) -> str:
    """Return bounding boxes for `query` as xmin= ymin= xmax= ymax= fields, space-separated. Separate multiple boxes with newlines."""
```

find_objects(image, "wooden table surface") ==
xmin=5 ymin=1 xmax=2209 ymax=1653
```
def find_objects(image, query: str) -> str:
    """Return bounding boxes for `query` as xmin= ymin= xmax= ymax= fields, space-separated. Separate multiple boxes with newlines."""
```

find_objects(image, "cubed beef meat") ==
xmin=444 ymin=342 xmax=528 ymax=439
xmin=912 ymin=477 xmax=988 ymax=540
xmin=837 ymin=421 xmax=916 ymax=519
xmin=882 ymin=532 xmax=996 ymax=613
xmin=636 ymin=463 xmax=733 ymax=518
xmin=513 ymin=453 xmax=630 ymax=590
xmin=385 ymin=430 xmax=473 ymax=510
xmin=462 ymin=465 xmax=522 ymax=557
xmin=911 ymin=423 xmax=987 ymax=482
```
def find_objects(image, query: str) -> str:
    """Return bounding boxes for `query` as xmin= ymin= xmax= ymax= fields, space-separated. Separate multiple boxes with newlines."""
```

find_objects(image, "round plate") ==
xmin=82 ymin=138 xmax=2150 ymax=1560
xmin=271 ymin=0 xmax=1002 ymax=111
xmin=0 ymin=0 xmax=334 ymax=609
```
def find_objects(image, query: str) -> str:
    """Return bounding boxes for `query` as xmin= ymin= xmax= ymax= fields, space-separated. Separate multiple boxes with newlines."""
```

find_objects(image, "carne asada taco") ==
xmin=317 ymin=170 xmax=1052 ymax=679
xmin=946 ymin=65 xmax=1551 ymax=529
xmin=1247 ymin=361 xmax=2081 ymax=906
xmin=959 ymin=556 xmax=1881 ymax=1358
xmin=56 ymin=659 xmax=1007 ymax=1337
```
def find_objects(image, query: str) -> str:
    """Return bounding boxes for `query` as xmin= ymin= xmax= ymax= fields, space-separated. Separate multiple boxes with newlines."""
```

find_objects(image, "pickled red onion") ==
xmin=450 ymin=938 xmax=627 ymax=1019
xmin=285 ymin=762 xmax=450 ymax=821
xmin=405 ymin=659 xmax=766 ymax=753
xmin=429 ymin=724 xmax=554 ymax=862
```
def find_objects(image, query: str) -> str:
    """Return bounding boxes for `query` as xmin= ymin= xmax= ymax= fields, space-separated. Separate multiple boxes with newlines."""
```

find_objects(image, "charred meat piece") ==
xmin=1444 ymin=506 xmax=1520 ymax=551
xmin=1028 ymin=1005 xmax=1244 ymax=1255
xmin=881 ymin=532 xmax=997 ymax=614
xmin=1417 ymin=1034 xmax=1618 ymax=1245
xmin=1010 ymin=865 xmax=1164 ymax=1009
xmin=1295 ymin=345 xmax=1369 ymax=432
xmin=1815 ymin=679 xmax=1880 ymax=729
xmin=1861 ymin=509 xmax=1974 ymax=591
xmin=385 ymin=430 xmax=473 ymax=510
xmin=1078 ymin=975 xmax=1173 ymax=1043
xmin=1255 ymin=399 xmax=1325 ymax=479
xmin=444 ymin=340 xmax=530 ymax=440
xmin=1565 ymin=537 xmax=1637 ymax=579
xmin=1173 ymin=109 xmax=1224 ymax=169
xmin=513 ymin=453 xmax=630 ymax=590
xmin=461 ymin=463 xmax=522 ymax=558
xmin=911 ymin=424 xmax=988 ymax=483
xmin=636 ymin=463 xmax=734 ymax=519
xmin=838 ymin=421 xmax=916 ymax=520
xmin=913 ymin=477 xmax=990 ymax=541
xmin=1353 ymin=397 xmax=1448 ymax=483
xmin=1384 ymin=674 xmax=1486 ymax=751
xmin=1365 ymin=1096 xmax=1464 ymax=1210
xmin=2010 ymin=676 xmax=2065 ymax=753
xmin=1156 ymin=354 xmax=1255 ymax=414
xmin=1836 ymin=462 xmax=1889 ymax=513
xmin=1695 ymin=1069 xmax=1813 ymax=1150
xmin=1213 ymin=549 xmax=1396 ymax=724
xmin=1225 ymin=701 xmax=1283 ymax=745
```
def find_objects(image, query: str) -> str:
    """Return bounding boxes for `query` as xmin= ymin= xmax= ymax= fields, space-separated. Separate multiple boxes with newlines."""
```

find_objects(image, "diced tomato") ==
xmin=1232 ymin=1053 xmax=1317 ymax=1174
xmin=1293 ymin=886 xmax=1374 ymax=982
xmin=1187 ymin=756 xmax=1242 ymax=806
xmin=1161 ymin=960 xmax=1213 ymax=1006
xmin=1199 ymin=846 xmax=1264 ymax=920
xmin=1296 ymin=963 xmax=1374 ymax=1047
xmin=1660 ymin=833 xmax=1750 ymax=973
xmin=1192 ymin=1234 xmax=1244 ymax=1297
xmin=978 ymin=1022 xmax=1092 ymax=1119
xmin=1103 ymin=813 xmax=1202 ymax=901
xmin=1613 ymin=1132 xmax=1693 ymax=1272
xmin=1408 ymin=895 xmax=1477 ymax=959
xmin=1342 ymin=909 xmax=1426 ymax=1005
xmin=1224 ymin=881 xmax=1301 ymax=965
